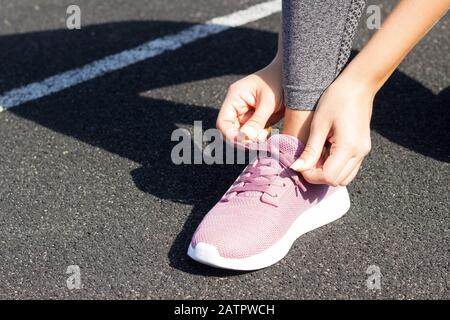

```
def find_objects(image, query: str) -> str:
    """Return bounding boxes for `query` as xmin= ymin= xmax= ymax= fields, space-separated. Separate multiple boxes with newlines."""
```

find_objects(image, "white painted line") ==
xmin=0 ymin=0 xmax=281 ymax=111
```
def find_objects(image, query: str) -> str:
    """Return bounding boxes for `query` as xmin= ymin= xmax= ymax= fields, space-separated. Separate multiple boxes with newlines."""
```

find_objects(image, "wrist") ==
xmin=259 ymin=53 xmax=282 ymax=76
xmin=336 ymin=48 xmax=393 ymax=96
xmin=327 ymin=71 xmax=377 ymax=114
xmin=334 ymin=64 xmax=381 ymax=98
xmin=271 ymin=52 xmax=283 ymax=67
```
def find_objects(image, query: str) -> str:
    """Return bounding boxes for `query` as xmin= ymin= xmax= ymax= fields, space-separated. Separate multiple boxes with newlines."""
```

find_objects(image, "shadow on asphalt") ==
xmin=2 ymin=21 xmax=449 ymax=276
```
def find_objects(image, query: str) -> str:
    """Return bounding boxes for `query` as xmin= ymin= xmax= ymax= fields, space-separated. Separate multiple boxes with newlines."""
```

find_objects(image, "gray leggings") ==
xmin=282 ymin=0 xmax=366 ymax=110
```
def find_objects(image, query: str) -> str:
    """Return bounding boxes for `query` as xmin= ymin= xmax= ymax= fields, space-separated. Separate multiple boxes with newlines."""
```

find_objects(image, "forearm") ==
xmin=339 ymin=0 xmax=450 ymax=93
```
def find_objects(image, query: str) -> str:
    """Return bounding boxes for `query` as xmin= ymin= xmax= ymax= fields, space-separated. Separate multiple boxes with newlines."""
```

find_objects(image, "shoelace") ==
xmin=228 ymin=158 xmax=284 ymax=197
xmin=226 ymin=152 xmax=307 ymax=199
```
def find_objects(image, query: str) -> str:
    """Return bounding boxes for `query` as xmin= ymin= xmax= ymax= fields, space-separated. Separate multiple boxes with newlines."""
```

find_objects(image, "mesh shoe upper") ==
xmin=191 ymin=134 xmax=336 ymax=259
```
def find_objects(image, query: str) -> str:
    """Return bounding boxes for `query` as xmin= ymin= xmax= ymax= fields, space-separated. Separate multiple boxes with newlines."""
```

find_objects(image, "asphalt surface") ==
xmin=0 ymin=0 xmax=448 ymax=299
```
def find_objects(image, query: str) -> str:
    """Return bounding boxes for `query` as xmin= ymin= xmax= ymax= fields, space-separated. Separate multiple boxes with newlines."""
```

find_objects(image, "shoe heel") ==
xmin=292 ymin=186 xmax=350 ymax=238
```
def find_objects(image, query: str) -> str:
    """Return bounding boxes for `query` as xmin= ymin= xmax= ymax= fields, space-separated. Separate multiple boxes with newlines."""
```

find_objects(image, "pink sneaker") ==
xmin=188 ymin=134 xmax=350 ymax=270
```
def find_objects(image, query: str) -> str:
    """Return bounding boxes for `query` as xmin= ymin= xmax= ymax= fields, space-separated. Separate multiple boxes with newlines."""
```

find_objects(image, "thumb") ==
xmin=290 ymin=122 xmax=330 ymax=171
xmin=240 ymin=93 xmax=275 ymax=141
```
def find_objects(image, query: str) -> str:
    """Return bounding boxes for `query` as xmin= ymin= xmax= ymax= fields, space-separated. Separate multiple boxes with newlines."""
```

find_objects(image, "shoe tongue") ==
xmin=236 ymin=134 xmax=304 ymax=198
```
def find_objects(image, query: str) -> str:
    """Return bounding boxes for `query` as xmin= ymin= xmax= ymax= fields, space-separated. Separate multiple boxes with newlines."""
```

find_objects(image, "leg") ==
xmin=281 ymin=0 xmax=366 ymax=142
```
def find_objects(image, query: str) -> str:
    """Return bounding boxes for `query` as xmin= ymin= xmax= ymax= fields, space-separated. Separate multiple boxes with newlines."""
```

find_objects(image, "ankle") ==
xmin=281 ymin=108 xmax=314 ymax=144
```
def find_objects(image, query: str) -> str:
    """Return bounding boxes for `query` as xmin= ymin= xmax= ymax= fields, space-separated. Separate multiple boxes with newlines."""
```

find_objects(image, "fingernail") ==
xmin=237 ymin=131 xmax=250 ymax=143
xmin=290 ymin=159 xmax=305 ymax=171
xmin=240 ymin=126 xmax=258 ymax=141
xmin=256 ymin=129 xmax=269 ymax=141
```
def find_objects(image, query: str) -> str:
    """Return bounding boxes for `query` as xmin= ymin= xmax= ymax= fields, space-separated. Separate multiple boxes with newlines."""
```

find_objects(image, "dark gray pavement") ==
xmin=0 ymin=0 xmax=448 ymax=299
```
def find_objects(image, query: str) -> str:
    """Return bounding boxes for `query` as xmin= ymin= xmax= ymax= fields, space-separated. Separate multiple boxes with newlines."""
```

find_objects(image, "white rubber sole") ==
xmin=187 ymin=187 xmax=350 ymax=271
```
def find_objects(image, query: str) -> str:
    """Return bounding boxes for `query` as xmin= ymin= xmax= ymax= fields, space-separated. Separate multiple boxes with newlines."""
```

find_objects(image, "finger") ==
xmin=301 ymin=167 xmax=326 ymax=185
xmin=321 ymin=146 xmax=355 ymax=186
xmin=253 ymin=108 xmax=284 ymax=142
xmin=240 ymin=92 xmax=276 ymax=141
xmin=302 ymin=157 xmax=359 ymax=186
xmin=236 ymin=109 xmax=253 ymax=125
xmin=340 ymin=160 xmax=363 ymax=186
xmin=256 ymin=127 xmax=272 ymax=141
xmin=290 ymin=121 xmax=331 ymax=172
xmin=217 ymin=91 xmax=252 ymax=141
xmin=334 ymin=158 xmax=362 ymax=186
xmin=216 ymin=109 xmax=239 ymax=141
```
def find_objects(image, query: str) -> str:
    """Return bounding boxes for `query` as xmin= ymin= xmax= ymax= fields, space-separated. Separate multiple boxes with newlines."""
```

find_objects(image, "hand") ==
xmin=290 ymin=79 xmax=375 ymax=186
xmin=216 ymin=57 xmax=284 ymax=142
